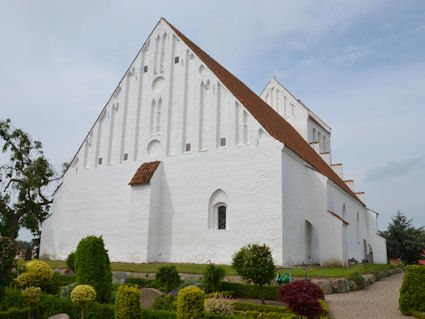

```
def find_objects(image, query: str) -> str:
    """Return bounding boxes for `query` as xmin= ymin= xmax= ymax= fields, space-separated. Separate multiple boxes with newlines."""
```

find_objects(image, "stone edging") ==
xmin=310 ymin=268 xmax=403 ymax=294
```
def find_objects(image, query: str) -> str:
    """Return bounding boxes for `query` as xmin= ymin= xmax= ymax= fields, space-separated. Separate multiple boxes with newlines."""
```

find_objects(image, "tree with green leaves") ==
xmin=379 ymin=211 xmax=425 ymax=265
xmin=232 ymin=243 xmax=276 ymax=304
xmin=0 ymin=119 xmax=59 ymax=242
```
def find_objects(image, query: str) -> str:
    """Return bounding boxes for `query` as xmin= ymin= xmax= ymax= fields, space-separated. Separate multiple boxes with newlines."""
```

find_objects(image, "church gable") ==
xmin=66 ymin=19 xmax=262 ymax=179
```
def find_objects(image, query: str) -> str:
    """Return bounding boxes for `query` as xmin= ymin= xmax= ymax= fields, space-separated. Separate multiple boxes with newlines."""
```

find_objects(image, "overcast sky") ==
xmin=1 ymin=1 xmax=424 ymax=241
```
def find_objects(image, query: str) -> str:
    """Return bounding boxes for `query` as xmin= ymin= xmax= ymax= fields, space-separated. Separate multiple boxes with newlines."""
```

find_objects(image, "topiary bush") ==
xmin=66 ymin=251 xmax=75 ymax=272
xmin=205 ymin=295 xmax=234 ymax=316
xmin=232 ymin=243 xmax=276 ymax=305
xmin=399 ymin=265 xmax=425 ymax=314
xmin=74 ymin=235 xmax=112 ymax=303
xmin=156 ymin=266 xmax=181 ymax=293
xmin=202 ymin=264 xmax=226 ymax=293
xmin=278 ymin=281 xmax=324 ymax=319
xmin=114 ymin=285 xmax=141 ymax=319
xmin=22 ymin=286 xmax=41 ymax=319
xmin=177 ymin=286 xmax=205 ymax=319
xmin=71 ymin=284 xmax=96 ymax=319
xmin=16 ymin=259 xmax=53 ymax=289
xmin=0 ymin=237 xmax=17 ymax=300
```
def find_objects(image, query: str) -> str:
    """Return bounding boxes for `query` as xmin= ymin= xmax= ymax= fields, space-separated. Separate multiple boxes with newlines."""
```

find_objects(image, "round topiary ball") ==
xmin=70 ymin=285 xmax=97 ymax=305
xmin=25 ymin=260 xmax=54 ymax=286
xmin=177 ymin=286 xmax=205 ymax=319
xmin=22 ymin=286 xmax=41 ymax=304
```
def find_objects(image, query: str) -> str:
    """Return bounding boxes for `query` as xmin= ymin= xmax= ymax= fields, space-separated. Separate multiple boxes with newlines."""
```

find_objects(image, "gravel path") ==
xmin=326 ymin=272 xmax=405 ymax=319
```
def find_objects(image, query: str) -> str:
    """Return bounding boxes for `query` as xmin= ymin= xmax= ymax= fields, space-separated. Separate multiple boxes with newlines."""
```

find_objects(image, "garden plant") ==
xmin=70 ymin=284 xmax=96 ymax=319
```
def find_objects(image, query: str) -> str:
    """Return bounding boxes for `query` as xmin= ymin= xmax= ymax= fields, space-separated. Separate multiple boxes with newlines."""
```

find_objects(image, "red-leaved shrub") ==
xmin=278 ymin=281 xmax=324 ymax=319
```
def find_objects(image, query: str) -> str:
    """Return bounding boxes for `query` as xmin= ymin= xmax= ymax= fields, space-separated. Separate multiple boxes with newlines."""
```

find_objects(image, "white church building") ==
xmin=40 ymin=19 xmax=387 ymax=266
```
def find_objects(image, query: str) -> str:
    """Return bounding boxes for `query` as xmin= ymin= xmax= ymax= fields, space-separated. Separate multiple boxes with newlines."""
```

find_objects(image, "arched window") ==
xmin=312 ymin=128 xmax=316 ymax=142
xmin=322 ymin=136 xmax=326 ymax=152
xmin=208 ymin=189 xmax=229 ymax=230
xmin=218 ymin=206 xmax=226 ymax=229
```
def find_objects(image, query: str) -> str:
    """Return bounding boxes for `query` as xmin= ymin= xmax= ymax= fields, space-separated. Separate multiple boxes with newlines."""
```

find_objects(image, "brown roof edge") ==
xmin=163 ymin=18 xmax=364 ymax=207
xmin=328 ymin=210 xmax=350 ymax=225
xmin=331 ymin=163 xmax=342 ymax=166
xmin=344 ymin=179 xmax=354 ymax=182
xmin=355 ymin=192 xmax=365 ymax=194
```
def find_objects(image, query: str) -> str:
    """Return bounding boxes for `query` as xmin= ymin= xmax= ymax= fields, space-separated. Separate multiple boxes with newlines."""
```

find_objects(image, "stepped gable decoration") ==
xmin=163 ymin=18 xmax=363 ymax=205
xmin=129 ymin=161 xmax=160 ymax=185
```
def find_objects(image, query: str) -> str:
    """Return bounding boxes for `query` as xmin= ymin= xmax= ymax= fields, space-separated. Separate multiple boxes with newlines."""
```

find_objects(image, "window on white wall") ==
xmin=313 ymin=128 xmax=317 ymax=142
xmin=218 ymin=206 xmax=226 ymax=229
xmin=323 ymin=136 xmax=327 ymax=152
xmin=208 ymin=189 xmax=229 ymax=230
xmin=318 ymin=132 xmax=322 ymax=151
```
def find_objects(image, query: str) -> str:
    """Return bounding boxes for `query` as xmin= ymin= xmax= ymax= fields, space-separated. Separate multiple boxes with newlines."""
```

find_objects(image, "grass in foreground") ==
xmin=19 ymin=259 xmax=396 ymax=278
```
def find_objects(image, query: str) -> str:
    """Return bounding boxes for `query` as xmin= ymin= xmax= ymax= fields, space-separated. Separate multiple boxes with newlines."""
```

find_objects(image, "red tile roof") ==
xmin=163 ymin=19 xmax=364 ymax=205
xmin=129 ymin=161 xmax=160 ymax=185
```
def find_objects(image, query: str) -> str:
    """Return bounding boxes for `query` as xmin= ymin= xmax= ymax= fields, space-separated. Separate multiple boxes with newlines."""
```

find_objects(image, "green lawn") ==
xmin=20 ymin=259 xmax=396 ymax=278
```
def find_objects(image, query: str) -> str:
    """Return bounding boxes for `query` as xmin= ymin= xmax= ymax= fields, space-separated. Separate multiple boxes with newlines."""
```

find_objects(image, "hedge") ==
xmin=399 ymin=265 xmax=425 ymax=314
xmin=233 ymin=302 xmax=291 ymax=313
xmin=141 ymin=309 xmax=246 ymax=319
xmin=218 ymin=282 xmax=280 ymax=300
xmin=128 ymin=277 xmax=158 ymax=288
xmin=0 ymin=289 xmax=114 ymax=319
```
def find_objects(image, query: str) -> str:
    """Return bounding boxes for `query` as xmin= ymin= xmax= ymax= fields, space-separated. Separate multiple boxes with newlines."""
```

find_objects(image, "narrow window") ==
xmin=218 ymin=206 xmax=226 ymax=229
xmin=312 ymin=128 xmax=316 ymax=142
xmin=174 ymin=56 xmax=179 ymax=64
xmin=98 ymin=157 xmax=102 ymax=165
xmin=185 ymin=143 xmax=191 ymax=152
xmin=123 ymin=153 xmax=128 ymax=161
xmin=220 ymin=137 xmax=226 ymax=147
xmin=143 ymin=65 xmax=148 ymax=73
xmin=323 ymin=136 xmax=326 ymax=152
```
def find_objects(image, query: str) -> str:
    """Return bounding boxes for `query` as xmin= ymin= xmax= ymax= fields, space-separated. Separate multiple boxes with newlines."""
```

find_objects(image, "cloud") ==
xmin=365 ymin=157 xmax=425 ymax=182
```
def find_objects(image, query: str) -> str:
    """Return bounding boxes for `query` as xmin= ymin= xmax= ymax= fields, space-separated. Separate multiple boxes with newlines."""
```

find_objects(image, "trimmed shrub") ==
xmin=218 ymin=282 xmax=279 ymax=300
xmin=0 ymin=237 xmax=17 ymax=300
xmin=0 ymin=307 xmax=28 ymax=319
xmin=177 ymin=286 xmax=205 ymax=319
xmin=399 ymin=265 xmax=425 ymax=314
xmin=203 ymin=264 xmax=226 ymax=293
xmin=114 ymin=285 xmax=141 ymax=319
xmin=141 ymin=309 xmax=177 ymax=319
xmin=71 ymin=284 xmax=97 ymax=319
xmin=205 ymin=295 xmax=234 ymax=316
xmin=233 ymin=302 xmax=291 ymax=314
xmin=67 ymin=252 xmax=75 ymax=271
xmin=156 ymin=266 xmax=181 ymax=293
xmin=232 ymin=244 xmax=276 ymax=305
xmin=278 ymin=281 xmax=324 ymax=319
xmin=16 ymin=260 xmax=54 ymax=289
xmin=22 ymin=286 xmax=41 ymax=319
xmin=74 ymin=235 xmax=112 ymax=303
xmin=151 ymin=294 xmax=177 ymax=311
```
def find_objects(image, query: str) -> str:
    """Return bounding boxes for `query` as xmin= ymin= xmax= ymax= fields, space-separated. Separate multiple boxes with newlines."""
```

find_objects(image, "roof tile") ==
xmin=164 ymin=19 xmax=363 ymax=205
xmin=129 ymin=161 xmax=160 ymax=185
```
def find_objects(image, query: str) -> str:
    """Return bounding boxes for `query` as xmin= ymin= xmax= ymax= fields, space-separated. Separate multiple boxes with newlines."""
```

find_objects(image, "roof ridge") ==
xmin=163 ymin=18 xmax=364 ymax=206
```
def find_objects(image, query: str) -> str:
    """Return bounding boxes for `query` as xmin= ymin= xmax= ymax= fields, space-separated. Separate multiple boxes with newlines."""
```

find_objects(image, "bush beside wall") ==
xmin=399 ymin=265 xmax=425 ymax=314
xmin=218 ymin=282 xmax=279 ymax=300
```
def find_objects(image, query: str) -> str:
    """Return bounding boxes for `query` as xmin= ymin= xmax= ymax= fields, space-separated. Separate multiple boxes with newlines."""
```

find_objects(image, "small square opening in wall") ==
xmin=185 ymin=143 xmax=191 ymax=152
xmin=143 ymin=65 xmax=148 ymax=73
xmin=174 ymin=56 xmax=179 ymax=64
xmin=123 ymin=153 xmax=128 ymax=161
xmin=98 ymin=157 xmax=102 ymax=165
xmin=220 ymin=137 xmax=226 ymax=147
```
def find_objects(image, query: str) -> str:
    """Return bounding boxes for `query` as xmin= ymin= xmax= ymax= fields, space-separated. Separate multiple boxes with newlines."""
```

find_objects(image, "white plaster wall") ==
xmin=40 ymin=19 xmax=386 ymax=266
xmin=281 ymin=149 xmax=343 ymax=266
